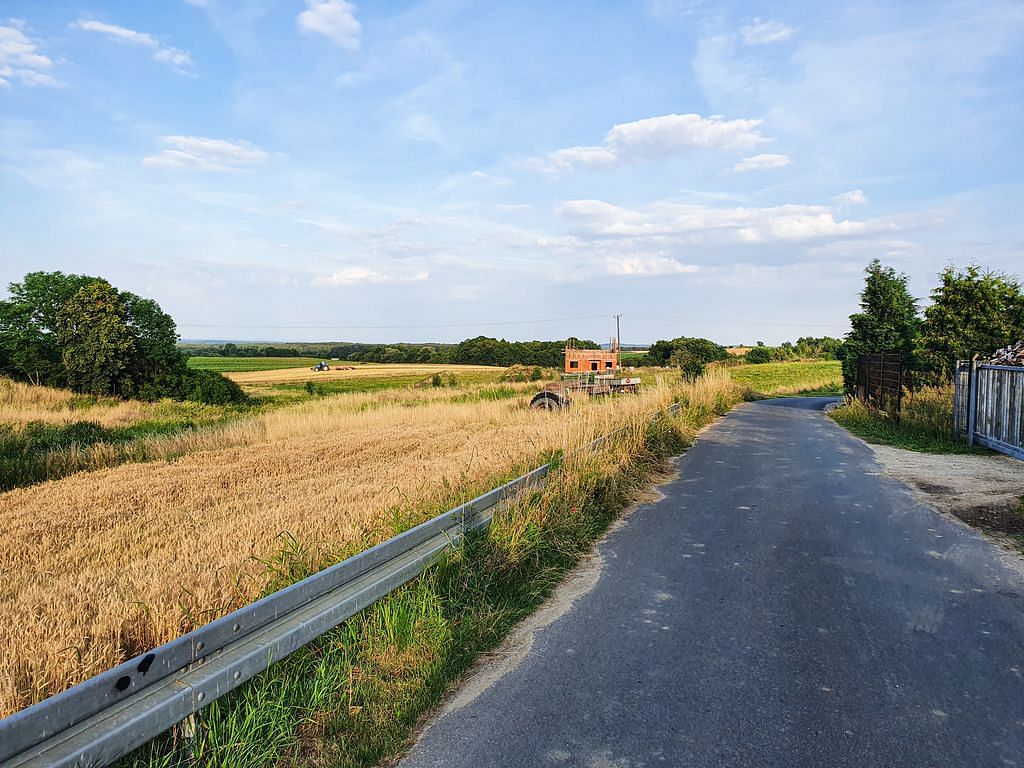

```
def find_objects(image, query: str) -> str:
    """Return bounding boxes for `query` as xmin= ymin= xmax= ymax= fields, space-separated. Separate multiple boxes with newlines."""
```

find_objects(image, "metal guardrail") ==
xmin=0 ymin=403 xmax=680 ymax=767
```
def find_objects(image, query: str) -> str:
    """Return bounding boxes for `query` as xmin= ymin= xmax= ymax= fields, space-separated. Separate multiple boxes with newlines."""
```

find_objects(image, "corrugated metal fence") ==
xmin=953 ymin=360 xmax=1024 ymax=460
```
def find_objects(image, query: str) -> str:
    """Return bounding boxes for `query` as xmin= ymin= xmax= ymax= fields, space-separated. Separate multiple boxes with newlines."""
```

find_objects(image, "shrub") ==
xmin=186 ymin=370 xmax=248 ymax=405
xmin=745 ymin=347 xmax=772 ymax=364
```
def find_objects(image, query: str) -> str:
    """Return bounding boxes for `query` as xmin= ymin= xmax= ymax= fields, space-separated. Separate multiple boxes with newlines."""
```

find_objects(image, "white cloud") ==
xmin=537 ymin=113 xmax=768 ymax=173
xmin=298 ymin=0 xmax=361 ymax=51
xmin=184 ymin=0 xmax=208 ymax=6
xmin=0 ymin=22 xmax=60 ymax=88
xmin=605 ymin=256 xmax=700 ymax=276
xmin=438 ymin=170 xmax=513 ymax=192
xmin=740 ymin=19 xmax=795 ymax=45
xmin=142 ymin=136 xmax=270 ymax=171
xmin=836 ymin=189 xmax=868 ymax=205
xmin=557 ymin=198 xmax=893 ymax=242
xmin=71 ymin=19 xmax=194 ymax=73
xmin=733 ymin=153 xmax=792 ymax=172
xmin=313 ymin=267 xmax=429 ymax=286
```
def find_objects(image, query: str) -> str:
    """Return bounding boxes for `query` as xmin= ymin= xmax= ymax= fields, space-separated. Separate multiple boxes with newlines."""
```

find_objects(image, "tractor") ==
xmin=310 ymin=361 xmax=331 ymax=372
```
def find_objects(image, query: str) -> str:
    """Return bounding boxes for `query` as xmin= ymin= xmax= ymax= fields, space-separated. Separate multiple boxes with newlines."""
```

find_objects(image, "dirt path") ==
xmin=868 ymin=444 xmax=1024 ymax=538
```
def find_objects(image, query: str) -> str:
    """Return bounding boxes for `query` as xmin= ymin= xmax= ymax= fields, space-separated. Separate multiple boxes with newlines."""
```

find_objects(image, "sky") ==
xmin=1 ymin=1 xmax=1022 ymax=346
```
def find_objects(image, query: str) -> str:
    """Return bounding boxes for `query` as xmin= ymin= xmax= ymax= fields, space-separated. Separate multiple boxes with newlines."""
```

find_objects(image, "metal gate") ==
xmin=856 ymin=353 xmax=904 ymax=415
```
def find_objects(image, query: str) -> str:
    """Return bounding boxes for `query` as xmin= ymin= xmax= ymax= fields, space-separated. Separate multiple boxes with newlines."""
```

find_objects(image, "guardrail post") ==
xmin=966 ymin=359 xmax=978 ymax=447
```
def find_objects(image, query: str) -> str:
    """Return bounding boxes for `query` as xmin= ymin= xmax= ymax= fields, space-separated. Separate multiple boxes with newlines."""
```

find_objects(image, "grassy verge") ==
xmin=728 ymin=360 xmax=842 ymax=398
xmin=828 ymin=384 xmax=984 ymax=454
xmin=123 ymin=373 xmax=741 ymax=768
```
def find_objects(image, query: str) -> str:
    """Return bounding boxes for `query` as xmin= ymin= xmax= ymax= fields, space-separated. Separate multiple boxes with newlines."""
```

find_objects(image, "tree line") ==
xmin=842 ymin=260 xmax=1024 ymax=390
xmin=185 ymin=336 xmax=601 ymax=369
xmin=0 ymin=272 xmax=245 ymax=403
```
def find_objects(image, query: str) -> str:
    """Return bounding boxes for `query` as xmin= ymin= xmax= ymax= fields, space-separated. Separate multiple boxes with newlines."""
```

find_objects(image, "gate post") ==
xmin=966 ymin=358 xmax=978 ymax=447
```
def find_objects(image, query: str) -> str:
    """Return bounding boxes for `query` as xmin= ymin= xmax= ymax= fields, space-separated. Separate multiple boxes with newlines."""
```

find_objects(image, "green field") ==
xmin=187 ymin=357 xmax=334 ymax=373
xmin=728 ymin=360 xmax=843 ymax=397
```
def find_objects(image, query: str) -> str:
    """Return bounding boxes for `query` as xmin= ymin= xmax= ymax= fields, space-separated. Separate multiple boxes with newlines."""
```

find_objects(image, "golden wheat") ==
xmin=0 ymin=370 xmax=736 ymax=716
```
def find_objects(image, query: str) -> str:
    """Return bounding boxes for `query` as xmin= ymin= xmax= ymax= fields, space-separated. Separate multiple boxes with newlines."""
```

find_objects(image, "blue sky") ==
xmin=1 ymin=1 xmax=1022 ymax=345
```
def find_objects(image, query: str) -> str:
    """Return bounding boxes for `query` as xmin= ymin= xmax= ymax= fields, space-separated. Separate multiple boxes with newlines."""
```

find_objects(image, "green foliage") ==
xmin=0 ymin=271 xmax=99 ymax=386
xmin=183 ymin=370 xmax=248 ymax=405
xmin=918 ymin=265 xmax=1024 ymax=380
xmin=0 ymin=271 xmax=245 ymax=405
xmin=842 ymin=259 xmax=920 ymax=391
xmin=430 ymin=373 xmax=442 ymax=387
xmin=644 ymin=337 xmax=728 ymax=378
xmin=57 ymin=281 xmax=136 ymax=397
xmin=744 ymin=347 xmax=772 ymax=364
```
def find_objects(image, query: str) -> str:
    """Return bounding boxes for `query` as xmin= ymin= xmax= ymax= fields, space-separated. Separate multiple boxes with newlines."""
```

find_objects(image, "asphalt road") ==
xmin=399 ymin=398 xmax=1024 ymax=768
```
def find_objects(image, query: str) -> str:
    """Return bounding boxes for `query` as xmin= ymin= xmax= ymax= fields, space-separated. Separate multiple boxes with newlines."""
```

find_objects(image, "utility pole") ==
xmin=613 ymin=313 xmax=622 ymax=370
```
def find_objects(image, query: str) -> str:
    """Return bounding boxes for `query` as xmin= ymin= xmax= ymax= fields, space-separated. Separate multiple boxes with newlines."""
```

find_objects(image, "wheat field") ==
xmin=0 ymin=373 xmax=719 ymax=717
xmin=226 ymin=363 xmax=500 ymax=386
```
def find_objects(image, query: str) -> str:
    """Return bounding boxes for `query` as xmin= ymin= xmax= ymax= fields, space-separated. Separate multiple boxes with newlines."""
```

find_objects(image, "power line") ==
xmin=176 ymin=314 xmax=611 ymax=331
xmin=632 ymin=315 xmax=848 ymax=330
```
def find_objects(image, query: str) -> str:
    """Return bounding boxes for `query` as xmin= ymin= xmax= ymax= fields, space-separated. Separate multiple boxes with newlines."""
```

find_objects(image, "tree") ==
xmin=0 ymin=271 xmax=100 ymax=386
xmin=745 ymin=347 xmax=772 ymax=364
xmin=644 ymin=337 xmax=727 ymax=377
xmin=842 ymin=259 xmax=920 ymax=391
xmin=57 ymin=281 xmax=136 ymax=396
xmin=918 ymin=265 xmax=1024 ymax=380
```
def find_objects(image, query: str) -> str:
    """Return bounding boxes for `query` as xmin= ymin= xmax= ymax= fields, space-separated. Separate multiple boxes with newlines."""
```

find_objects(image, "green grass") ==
xmin=828 ymin=385 xmax=984 ymax=454
xmin=728 ymin=360 xmax=843 ymax=397
xmin=0 ymin=399 xmax=255 ymax=492
xmin=122 ymin=387 xmax=742 ymax=768
xmin=268 ymin=369 xmax=509 ymax=398
xmin=187 ymin=357 xmax=335 ymax=373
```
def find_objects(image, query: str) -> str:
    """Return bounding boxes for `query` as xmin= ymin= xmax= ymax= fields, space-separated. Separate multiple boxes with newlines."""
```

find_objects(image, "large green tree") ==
xmin=918 ymin=265 xmax=1024 ymax=379
xmin=0 ymin=271 xmax=245 ymax=404
xmin=57 ymin=281 xmax=136 ymax=396
xmin=842 ymin=259 xmax=920 ymax=391
xmin=0 ymin=271 xmax=99 ymax=386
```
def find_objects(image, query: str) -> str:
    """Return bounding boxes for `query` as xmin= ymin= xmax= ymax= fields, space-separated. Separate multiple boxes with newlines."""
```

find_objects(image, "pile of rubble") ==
xmin=986 ymin=340 xmax=1024 ymax=366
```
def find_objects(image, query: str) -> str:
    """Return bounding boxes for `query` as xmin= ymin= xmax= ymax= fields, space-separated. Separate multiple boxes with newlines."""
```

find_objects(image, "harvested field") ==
xmin=0 ymin=372 xmax=722 ymax=716
xmin=226 ymin=363 xmax=500 ymax=387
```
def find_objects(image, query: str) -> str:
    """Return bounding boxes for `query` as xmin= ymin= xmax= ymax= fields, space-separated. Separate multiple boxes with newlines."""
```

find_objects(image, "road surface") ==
xmin=399 ymin=398 xmax=1024 ymax=768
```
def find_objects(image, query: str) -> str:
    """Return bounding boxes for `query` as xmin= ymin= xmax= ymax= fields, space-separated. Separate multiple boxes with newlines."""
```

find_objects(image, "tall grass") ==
xmin=0 ymin=372 xmax=733 ymax=718
xmin=828 ymin=384 xmax=978 ymax=453
xmin=123 ymin=368 xmax=741 ymax=767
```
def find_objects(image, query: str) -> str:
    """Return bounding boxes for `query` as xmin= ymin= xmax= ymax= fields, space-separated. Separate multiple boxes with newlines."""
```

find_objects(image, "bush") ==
xmin=745 ymin=347 xmax=772 ymax=364
xmin=431 ymin=373 xmax=442 ymax=387
xmin=185 ymin=370 xmax=248 ymax=405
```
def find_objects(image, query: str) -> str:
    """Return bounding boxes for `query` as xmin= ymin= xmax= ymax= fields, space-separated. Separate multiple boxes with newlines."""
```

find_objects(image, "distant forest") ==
xmin=180 ymin=336 xmax=601 ymax=369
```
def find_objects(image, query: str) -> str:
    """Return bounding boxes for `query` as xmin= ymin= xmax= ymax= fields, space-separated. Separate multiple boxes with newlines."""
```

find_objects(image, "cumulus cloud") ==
xmin=536 ymin=113 xmax=768 ymax=174
xmin=71 ymin=19 xmax=193 ymax=73
xmin=740 ymin=19 xmax=795 ymax=45
xmin=312 ymin=267 xmax=429 ymax=286
xmin=142 ymin=136 xmax=270 ymax=171
xmin=557 ymin=198 xmax=892 ymax=242
xmin=733 ymin=153 xmax=792 ymax=172
xmin=0 ymin=22 xmax=60 ymax=88
xmin=836 ymin=189 xmax=868 ymax=205
xmin=298 ymin=0 xmax=361 ymax=51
